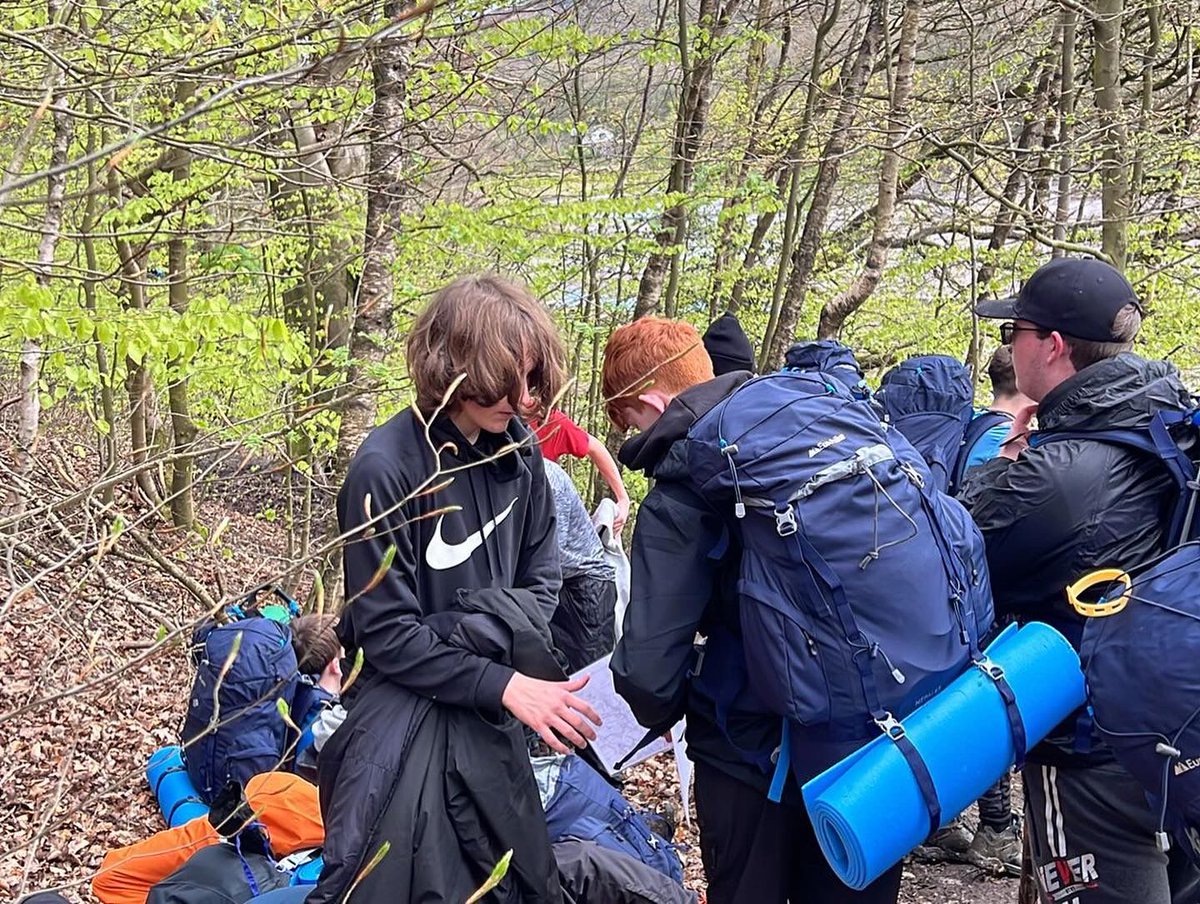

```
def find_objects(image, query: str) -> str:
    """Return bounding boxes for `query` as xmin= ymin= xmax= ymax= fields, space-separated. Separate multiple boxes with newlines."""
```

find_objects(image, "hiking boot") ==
xmin=910 ymin=817 xmax=974 ymax=863
xmin=966 ymin=820 xmax=1022 ymax=877
xmin=643 ymin=800 xmax=680 ymax=842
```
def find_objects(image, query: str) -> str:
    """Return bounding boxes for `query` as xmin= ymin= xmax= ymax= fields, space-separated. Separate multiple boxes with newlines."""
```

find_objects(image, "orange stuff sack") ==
xmin=92 ymin=772 xmax=322 ymax=904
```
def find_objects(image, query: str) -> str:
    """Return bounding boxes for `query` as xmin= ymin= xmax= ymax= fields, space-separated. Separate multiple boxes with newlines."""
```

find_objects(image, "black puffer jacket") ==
xmin=309 ymin=588 xmax=565 ymax=904
xmin=958 ymin=353 xmax=1193 ymax=764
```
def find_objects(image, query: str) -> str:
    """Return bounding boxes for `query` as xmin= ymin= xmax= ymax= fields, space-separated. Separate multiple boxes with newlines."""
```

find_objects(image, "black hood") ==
xmin=703 ymin=313 xmax=755 ymax=375
xmin=618 ymin=371 xmax=752 ymax=476
xmin=427 ymin=412 xmax=535 ymax=484
xmin=1037 ymin=353 xmax=1193 ymax=433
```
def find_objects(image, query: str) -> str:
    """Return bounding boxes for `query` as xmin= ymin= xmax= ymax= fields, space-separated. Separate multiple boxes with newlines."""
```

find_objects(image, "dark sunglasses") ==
xmin=999 ymin=322 xmax=1045 ymax=344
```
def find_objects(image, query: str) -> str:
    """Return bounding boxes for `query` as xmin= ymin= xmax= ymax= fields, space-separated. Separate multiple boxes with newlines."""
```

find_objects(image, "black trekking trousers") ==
xmin=693 ymin=759 xmax=903 ymax=904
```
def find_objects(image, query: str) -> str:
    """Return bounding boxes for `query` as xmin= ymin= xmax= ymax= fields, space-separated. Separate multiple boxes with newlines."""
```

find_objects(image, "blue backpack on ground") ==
xmin=687 ymin=371 xmax=1022 ymax=828
xmin=182 ymin=590 xmax=303 ymax=804
xmin=543 ymin=755 xmax=683 ymax=884
xmin=784 ymin=340 xmax=874 ymax=402
xmin=875 ymin=355 xmax=976 ymax=494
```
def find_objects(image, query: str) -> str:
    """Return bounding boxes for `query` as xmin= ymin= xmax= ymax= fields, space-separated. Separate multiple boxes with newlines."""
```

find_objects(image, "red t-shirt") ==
xmin=532 ymin=409 xmax=590 ymax=460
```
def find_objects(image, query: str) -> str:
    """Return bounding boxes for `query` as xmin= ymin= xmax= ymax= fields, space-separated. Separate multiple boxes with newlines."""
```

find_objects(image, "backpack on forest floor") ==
xmin=686 ymin=371 xmax=1023 ymax=826
xmin=182 ymin=587 xmax=303 ymax=804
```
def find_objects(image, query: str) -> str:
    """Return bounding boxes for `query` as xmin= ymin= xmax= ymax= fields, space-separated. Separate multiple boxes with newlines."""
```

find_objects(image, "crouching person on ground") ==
xmin=287 ymin=614 xmax=345 ymax=778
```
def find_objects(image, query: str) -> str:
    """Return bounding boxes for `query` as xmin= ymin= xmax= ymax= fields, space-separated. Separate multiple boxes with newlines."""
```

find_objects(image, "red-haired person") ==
xmin=602 ymin=317 xmax=901 ymax=904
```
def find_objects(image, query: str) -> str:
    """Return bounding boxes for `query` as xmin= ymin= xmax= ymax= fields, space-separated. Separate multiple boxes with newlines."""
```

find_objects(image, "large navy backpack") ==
xmin=784 ymin=340 xmax=873 ymax=402
xmin=1055 ymin=407 xmax=1200 ymax=858
xmin=875 ymin=355 xmax=976 ymax=494
xmin=543 ymin=755 xmax=683 ymax=884
xmin=182 ymin=615 xmax=299 ymax=803
xmin=688 ymin=371 xmax=1009 ymax=824
xmin=1077 ymin=541 xmax=1200 ymax=863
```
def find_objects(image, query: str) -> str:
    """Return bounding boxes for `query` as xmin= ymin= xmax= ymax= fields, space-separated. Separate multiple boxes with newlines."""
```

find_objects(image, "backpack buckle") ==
xmin=974 ymin=656 xmax=1006 ymax=682
xmin=899 ymin=462 xmax=925 ymax=488
xmin=875 ymin=712 xmax=906 ymax=741
xmin=775 ymin=505 xmax=798 ymax=537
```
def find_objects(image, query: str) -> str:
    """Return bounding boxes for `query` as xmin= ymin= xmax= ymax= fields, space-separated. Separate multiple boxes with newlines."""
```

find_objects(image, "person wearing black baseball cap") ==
xmin=960 ymin=257 xmax=1196 ymax=904
xmin=974 ymin=257 xmax=1145 ymax=411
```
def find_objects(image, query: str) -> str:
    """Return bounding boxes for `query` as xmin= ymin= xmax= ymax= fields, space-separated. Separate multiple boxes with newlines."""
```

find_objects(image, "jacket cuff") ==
xmin=475 ymin=662 xmax=515 ymax=715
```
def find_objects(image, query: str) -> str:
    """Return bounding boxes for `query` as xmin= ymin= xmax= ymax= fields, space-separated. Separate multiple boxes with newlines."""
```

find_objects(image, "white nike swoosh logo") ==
xmin=425 ymin=497 xmax=519 ymax=571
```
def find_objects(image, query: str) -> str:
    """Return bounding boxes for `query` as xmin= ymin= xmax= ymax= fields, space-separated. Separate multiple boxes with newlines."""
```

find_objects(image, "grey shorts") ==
xmin=1023 ymin=760 xmax=1200 ymax=904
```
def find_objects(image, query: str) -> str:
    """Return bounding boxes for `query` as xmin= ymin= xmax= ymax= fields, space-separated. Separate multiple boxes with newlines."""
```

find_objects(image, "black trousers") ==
xmin=693 ymin=759 xmax=903 ymax=904
xmin=1024 ymin=760 xmax=1200 ymax=904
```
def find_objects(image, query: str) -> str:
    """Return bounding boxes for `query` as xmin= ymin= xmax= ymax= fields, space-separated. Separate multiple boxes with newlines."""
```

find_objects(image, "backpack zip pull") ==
xmin=871 ymin=642 xmax=907 ymax=684
xmin=801 ymin=629 xmax=818 ymax=656
xmin=720 ymin=440 xmax=746 ymax=518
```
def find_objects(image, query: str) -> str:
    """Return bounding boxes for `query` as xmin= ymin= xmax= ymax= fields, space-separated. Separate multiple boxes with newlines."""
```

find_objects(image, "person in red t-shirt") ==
xmin=532 ymin=409 xmax=630 ymax=533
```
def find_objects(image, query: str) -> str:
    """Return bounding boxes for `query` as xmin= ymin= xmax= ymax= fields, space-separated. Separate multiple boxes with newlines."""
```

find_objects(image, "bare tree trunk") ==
xmin=762 ymin=0 xmax=884 ymax=369
xmin=82 ymin=148 xmax=118 ymax=504
xmin=166 ymin=141 xmax=197 ymax=531
xmin=633 ymin=0 xmax=743 ymax=319
xmin=818 ymin=0 xmax=922 ymax=339
xmin=708 ymin=0 xmax=775 ymax=311
xmin=1093 ymin=0 xmax=1129 ymax=270
xmin=4 ymin=4 xmax=72 ymax=522
xmin=732 ymin=0 xmax=841 ymax=317
xmin=107 ymin=167 xmax=162 ymax=509
xmin=1052 ymin=8 xmax=1078 ymax=252
xmin=1130 ymin=2 xmax=1160 ymax=196
xmin=334 ymin=1 xmax=410 ymax=470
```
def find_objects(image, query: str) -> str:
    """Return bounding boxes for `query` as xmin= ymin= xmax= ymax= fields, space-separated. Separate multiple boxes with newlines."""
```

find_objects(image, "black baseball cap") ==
xmin=975 ymin=258 xmax=1143 ymax=342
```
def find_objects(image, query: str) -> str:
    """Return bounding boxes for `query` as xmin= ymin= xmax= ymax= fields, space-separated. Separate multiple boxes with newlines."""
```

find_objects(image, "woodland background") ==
xmin=0 ymin=0 xmax=1197 ymax=899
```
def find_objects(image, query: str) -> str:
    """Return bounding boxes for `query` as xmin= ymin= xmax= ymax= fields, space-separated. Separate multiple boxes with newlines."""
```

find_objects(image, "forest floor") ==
xmin=0 ymin=410 xmax=1019 ymax=903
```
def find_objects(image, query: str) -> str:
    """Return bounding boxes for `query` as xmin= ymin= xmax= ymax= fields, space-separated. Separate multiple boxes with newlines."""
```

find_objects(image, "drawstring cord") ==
xmin=720 ymin=440 xmax=745 ymax=519
xmin=858 ymin=462 xmax=919 ymax=568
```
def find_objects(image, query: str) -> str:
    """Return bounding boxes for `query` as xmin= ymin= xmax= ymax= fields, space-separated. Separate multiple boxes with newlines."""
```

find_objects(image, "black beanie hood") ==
xmin=702 ymin=313 xmax=755 ymax=375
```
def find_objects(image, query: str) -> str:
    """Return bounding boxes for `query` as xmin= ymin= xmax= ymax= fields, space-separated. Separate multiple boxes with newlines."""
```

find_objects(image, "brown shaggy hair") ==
xmin=986 ymin=345 xmax=1019 ymax=398
xmin=602 ymin=317 xmax=714 ymax=425
xmin=291 ymin=614 xmax=341 ymax=675
xmin=407 ymin=274 xmax=565 ymax=419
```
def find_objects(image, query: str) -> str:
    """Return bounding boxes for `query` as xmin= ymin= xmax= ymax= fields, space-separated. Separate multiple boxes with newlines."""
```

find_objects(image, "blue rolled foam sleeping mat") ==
xmin=802 ymin=621 xmax=1085 ymax=890
xmin=146 ymin=745 xmax=209 ymax=828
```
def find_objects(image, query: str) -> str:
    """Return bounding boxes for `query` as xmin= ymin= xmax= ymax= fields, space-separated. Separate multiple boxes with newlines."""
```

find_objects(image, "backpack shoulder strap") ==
xmin=952 ymin=411 xmax=1013 ymax=489
xmin=1031 ymin=414 xmax=1198 ymax=543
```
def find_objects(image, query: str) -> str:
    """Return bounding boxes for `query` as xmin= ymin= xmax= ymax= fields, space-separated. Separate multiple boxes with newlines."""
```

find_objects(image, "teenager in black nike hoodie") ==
xmin=320 ymin=275 xmax=600 ymax=904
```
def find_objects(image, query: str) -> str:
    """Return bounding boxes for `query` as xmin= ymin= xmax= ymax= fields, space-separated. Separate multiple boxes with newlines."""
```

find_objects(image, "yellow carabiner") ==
xmin=1065 ymin=568 xmax=1132 ymax=617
